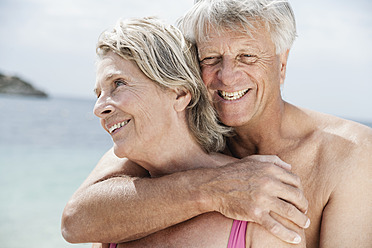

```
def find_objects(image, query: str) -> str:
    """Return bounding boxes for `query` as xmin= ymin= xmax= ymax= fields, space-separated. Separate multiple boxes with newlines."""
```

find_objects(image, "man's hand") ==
xmin=201 ymin=155 xmax=309 ymax=244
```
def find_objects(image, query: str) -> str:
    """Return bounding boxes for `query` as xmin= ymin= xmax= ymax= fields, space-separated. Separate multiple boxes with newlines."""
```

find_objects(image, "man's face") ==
xmin=197 ymin=24 xmax=287 ymax=127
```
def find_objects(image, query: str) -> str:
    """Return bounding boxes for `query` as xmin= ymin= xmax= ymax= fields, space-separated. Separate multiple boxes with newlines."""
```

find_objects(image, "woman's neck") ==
xmin=128 ymin=125 xmax=227 ymax=177
xmin=143 ymin=142 xmax=220 ymax=178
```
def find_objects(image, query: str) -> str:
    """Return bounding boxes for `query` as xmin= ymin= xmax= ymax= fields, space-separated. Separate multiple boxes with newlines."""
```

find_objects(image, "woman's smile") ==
xmin=107 ymin=120 xmax=131 ymax=134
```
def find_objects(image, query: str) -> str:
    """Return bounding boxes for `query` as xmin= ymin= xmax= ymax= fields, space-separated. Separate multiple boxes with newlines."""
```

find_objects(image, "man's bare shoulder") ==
xmin=304 ymin=109 xmax=372 ymax=147
xmin=305 ymin=109 xmax=372 ymax=171
xmin=306 ymin=113 xmax=372 ymax=247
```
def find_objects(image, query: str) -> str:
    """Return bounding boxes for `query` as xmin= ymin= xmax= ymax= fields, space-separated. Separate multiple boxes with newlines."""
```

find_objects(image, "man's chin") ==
xmin=219 ymin=117 xmax=246 ymax=128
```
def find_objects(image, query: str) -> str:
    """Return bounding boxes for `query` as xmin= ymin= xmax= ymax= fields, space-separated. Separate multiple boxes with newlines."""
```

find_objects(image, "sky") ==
xmin=0 ymin=0 xmax=371 ymax=122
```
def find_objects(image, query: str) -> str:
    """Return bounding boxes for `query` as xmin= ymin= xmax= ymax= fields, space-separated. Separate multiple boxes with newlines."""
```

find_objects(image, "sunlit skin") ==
xmin=198 ymin=25 xmax=288 ymax=128
xmin=93 ymin=51 xmax=204 ymax=176
xmin=62 ymin=29 xmax=309 ymax=247
xmin=87 ymin=44 xmax=310 ymax=248
xmin=62 ymin=22 xmax=372 ymax=248
xmin=197 ymin=24 xmax=372 ymax=248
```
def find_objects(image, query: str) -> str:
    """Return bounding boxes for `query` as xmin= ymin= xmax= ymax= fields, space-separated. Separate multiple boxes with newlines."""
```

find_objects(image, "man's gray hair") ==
xmin=179 ymin=0 xmax=297 ymax=54
xmin=96 ymin=17 xmax=230 ymax=153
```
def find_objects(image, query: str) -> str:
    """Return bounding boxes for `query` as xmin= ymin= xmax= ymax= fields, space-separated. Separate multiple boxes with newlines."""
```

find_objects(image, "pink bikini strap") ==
xmin=227 ymin=220 xmax=247 ymax=248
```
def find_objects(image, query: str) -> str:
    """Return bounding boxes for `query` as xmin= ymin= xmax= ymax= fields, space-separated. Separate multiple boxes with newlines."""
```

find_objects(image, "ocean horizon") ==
xmin=0 ymin=95 xmax=371 ymax=248
xmin=0 ymin=95 xmax=112 ymax=248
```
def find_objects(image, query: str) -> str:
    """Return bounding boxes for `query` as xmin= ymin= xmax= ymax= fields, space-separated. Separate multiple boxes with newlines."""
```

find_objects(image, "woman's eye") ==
xmin=114 ymin=79 xmax=126 ymax=87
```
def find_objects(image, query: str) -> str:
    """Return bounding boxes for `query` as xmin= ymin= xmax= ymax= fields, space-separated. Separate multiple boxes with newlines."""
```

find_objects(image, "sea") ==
xmin=0 ymin=95 xmax=371 ymax=248
xmin=0 ymin=95 xmax=112 ymax=248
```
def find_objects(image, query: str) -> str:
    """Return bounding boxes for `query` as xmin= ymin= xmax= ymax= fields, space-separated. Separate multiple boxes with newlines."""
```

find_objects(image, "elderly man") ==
xmin=62 ymin=0 xmax=372 ymax=247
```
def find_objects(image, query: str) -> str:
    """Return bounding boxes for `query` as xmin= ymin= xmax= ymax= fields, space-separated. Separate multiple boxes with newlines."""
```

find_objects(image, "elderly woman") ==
xmin=93 ymin=17 xmax=230 ymax=175
xmin=73 ymin=16 xmax=305 ymax=248
xmin=92 ymin=17 xmax=231 ymax=247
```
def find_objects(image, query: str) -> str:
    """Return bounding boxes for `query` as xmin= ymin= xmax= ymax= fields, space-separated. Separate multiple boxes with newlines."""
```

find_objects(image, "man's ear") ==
xmin=280 ymin=49 xmax=290 ymax=85
xmin=173 ymin=88 xmax=192 ymax=112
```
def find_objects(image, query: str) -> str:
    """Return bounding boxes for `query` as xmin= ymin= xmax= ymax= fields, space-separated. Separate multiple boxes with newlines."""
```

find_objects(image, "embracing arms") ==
xmin=61 ymin=148 xmax=309 ymax=244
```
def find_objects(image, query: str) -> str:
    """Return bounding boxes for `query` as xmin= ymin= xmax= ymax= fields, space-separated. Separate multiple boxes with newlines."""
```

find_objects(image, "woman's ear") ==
xmin=173 ymin=88 xmax=192 ymax=112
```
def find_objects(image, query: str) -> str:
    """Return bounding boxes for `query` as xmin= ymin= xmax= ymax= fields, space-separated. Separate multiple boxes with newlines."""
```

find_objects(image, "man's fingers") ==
xmin=261 ymin=214 xmax=302 ymax=244
xmin=274 ymin=181 xmax=309 ymax=214
xmin=248 ymin=155 xmax=292 ymax=171
xmin=268 ymin=155 xmax=292 ymax=171
xmin=272 ymin=197 xmax=310 ymax=229
xmin=267 ymin=165 xmax=303 ymax=189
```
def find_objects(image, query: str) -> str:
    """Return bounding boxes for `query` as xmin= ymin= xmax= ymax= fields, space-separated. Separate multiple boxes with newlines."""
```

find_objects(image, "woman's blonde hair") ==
xmin=96 ymin=17 xmax=230 ymax=152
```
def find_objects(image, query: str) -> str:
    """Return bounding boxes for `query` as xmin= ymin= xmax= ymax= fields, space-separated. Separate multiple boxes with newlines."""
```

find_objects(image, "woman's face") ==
xmin=94 ymin=51 xmax=177 ymax=159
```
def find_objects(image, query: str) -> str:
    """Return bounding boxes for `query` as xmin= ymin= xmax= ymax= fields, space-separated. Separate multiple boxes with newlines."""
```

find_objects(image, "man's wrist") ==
xmin=185 ymin=167 xmax=220 ymax=214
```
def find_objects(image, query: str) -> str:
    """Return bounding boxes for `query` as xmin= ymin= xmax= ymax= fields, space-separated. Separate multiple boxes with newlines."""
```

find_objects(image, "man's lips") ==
xmin=218 ymin=89 xmax=250 ymax=101
xmin=107 ymin=120 xmax=130 ymax=134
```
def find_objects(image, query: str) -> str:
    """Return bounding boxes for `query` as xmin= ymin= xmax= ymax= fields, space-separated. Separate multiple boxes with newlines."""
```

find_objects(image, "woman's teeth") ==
xmin=108 ymin=120 xmax=130 ymax=133
xmin=218 ymin=89 xmax=249 ymax=101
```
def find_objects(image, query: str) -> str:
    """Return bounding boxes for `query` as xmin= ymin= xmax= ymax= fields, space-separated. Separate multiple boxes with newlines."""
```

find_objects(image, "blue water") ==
xmin=0 ymin=95 xmax=112 ymax=248
xmin=0 ymin=95 xmax=371 ymax=248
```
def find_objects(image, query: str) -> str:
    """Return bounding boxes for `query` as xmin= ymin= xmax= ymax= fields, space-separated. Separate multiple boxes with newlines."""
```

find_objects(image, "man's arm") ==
xmin=62 ymin=148 xmax=212 ymax=243
xmin=319 ymin=142 xmax=372 ymax=247
xmin=62 ymin=149 xmax=309 ymax=244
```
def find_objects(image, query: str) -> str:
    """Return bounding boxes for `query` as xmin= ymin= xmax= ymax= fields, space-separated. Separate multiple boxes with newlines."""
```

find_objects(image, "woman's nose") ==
xmin=93 ymin=95 xmax=115 ymax=118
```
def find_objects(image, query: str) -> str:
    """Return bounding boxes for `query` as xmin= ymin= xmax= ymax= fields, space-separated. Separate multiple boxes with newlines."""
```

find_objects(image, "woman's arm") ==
xmin=116 ymin=212 xmax=232 ymax=248
xmin=113 ymin=213 xmax=306 ymax=248
xmin=61 ymin=149 xmax=309 ymax=244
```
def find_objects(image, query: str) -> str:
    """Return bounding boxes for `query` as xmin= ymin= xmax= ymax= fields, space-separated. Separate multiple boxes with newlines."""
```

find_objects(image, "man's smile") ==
xmin=218 ymin=89 xmax=250 ymax=101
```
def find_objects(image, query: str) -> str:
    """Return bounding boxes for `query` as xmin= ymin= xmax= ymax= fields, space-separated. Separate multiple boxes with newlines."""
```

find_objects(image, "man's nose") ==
xmin=93 ymin=94 xmax=115 ymax=118
xmin=217 ymin=58 xmax=239 ymax=86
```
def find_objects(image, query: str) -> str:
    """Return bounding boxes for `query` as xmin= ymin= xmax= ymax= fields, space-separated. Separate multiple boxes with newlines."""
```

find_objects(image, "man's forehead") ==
xmin=196 ymin=24 xmax=271 ymax=51
xmin=198 ymin=32 xmax=260 ymax=50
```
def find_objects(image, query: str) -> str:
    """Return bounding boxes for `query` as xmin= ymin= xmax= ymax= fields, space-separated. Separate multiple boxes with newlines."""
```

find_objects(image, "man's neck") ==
xmin=227 ymin=101 xmax=310 ymax=158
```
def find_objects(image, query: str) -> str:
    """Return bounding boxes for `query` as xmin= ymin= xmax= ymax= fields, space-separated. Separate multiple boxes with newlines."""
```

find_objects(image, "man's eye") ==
xmin=200 ymin=56 xmax=221 ymax=66
xmin=239 ymin=54 xmax=257 ymax=64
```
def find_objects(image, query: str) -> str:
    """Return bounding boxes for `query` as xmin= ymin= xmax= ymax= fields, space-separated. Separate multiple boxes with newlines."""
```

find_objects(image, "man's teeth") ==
xmin=109 ymin=120 xmax=129 ymax=133
xmin=219 ymin=89 xmax=249 ymax=101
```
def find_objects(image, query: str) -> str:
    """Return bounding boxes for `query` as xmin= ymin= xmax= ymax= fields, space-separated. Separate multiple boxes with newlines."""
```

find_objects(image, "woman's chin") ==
xmin=113 ymin=145 xmax=127 ymax=158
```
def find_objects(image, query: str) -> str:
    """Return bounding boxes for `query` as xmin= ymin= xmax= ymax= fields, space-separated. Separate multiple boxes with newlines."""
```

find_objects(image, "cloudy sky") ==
xmin=0 ymin=0 xmax=371 ymax=122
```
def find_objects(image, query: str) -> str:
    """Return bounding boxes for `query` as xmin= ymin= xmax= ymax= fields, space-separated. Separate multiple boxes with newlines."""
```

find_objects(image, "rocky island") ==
xmin=0 ymin=73 xmax=48 ymax=98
